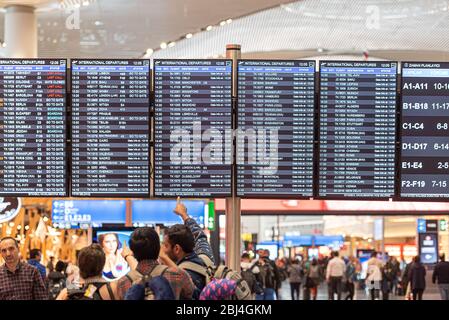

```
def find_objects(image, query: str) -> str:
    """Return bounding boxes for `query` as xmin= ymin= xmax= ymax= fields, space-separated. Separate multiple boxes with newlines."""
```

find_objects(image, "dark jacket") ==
xmin=185 ymin=218 xmax=215 ymax=265
xmin=48 ymin=271 xmax=66 ymax=282
xmin=432 ymin=261 xmax=449 ymax=284
xmin=402 ymin=262 xmax=413 ymax=286
xmin=253 ymin=258 xmax=281 ymax=290
xmin=409 ymin=262 xmax=426 ymax=290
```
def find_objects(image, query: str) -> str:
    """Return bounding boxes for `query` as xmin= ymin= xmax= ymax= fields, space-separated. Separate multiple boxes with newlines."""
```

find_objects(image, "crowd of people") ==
xmin=0 ymin=199 xmax=237 ymax=300
xmin=1 ymin=199 xmax=449 ymax=300
xmin=240 ymin=250 xmax=449 ymax=301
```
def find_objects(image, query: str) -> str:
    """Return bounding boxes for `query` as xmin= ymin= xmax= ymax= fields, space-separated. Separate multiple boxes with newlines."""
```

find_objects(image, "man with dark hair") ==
xmin=47 ymin=256 xmax=55 ymax=273
xmin=433 ymin=254 xmax=449 ymax=300
xmin=0 ymin=237 xmax=48 ymax=300
xmin=263 ymin=249 xmax=282 ymax=299
xmin=117 ymin=227 xmax=194 ymax=300
xmin=48 ymin=260 xmax=67 ymax=300
xmin=56 ymin=244 xmax=118 ymax=300
xmin=251 ymin=249 xmax=279 ymax=300
xmin=161 ymin=199 xmax=216 ymax=299
xmin=28 ymin=248 xmax=46 ymax=281
xmin=163 ymin=224 xmax=208 ymax=298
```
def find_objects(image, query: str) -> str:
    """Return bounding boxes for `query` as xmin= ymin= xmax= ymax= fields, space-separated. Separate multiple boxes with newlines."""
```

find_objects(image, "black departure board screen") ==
xmin=400 ymin=62 xmax=449 ymax=199
xmin=154 ymin=60 xmax=232 ymax=197
xmin=71 ymin=60 xmax=150 ymax=197
xmin=236 ymin=60 xmax=315 ymax=198
xmin=0 ymin=59 xmax=67 ymax=196
xmin=318 ymin=61 xmax=397 ymax=199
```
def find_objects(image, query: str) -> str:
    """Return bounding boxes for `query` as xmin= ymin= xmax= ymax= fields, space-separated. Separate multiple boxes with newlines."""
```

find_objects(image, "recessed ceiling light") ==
xmin=185 ymin=33 xmax=193 ymax=39
xmin=226 ymin=19 xmax=232 ymax=24
xmin=160 ymin=42 xmax=167 ymax=49
xmin=220 ymin=21 xmax=226 ymax=26
xmin=146 ymin=48 xmax=154 ymax=56
xmin=168 ymin=42 xmax=176 ymax=48
xmin=206 ymin=25 xmax=213 ymax=31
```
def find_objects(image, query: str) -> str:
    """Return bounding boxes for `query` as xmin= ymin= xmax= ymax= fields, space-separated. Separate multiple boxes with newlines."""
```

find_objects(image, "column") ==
xmin=4 ymin=5 xmax=38 ymax=58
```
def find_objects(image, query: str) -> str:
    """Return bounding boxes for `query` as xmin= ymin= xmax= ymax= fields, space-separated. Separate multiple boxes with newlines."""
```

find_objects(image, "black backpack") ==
xmin=67 ymin=282 xmax=115 ymax=300
xmin=48 ymin=277 xmax=66 ymax=300
xmin=241 ymin=268 xmax=264 ymax=295
xmin=258 ymin=261 xmax=276 ymax=289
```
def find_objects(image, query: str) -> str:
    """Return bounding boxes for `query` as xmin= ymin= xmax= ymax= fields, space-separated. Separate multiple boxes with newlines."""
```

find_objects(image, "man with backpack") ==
xmin=162 ymin=223 xmax=209 ymax=299
xmin=241 ymin=252 xmax=263 ymax=299
xmin=117 ymin=227 xmax=194 ymax=300
xmin=56 ymin=244 xmax=118 ymax=300
xmin=252 ymin=249 xmax=280 ymax=300
xmin=160 ymin=198 xmax=215 ymax=298
xmin=161 ymin=198 xmax=252 ymax=300
xmin=48 ymin=260 xmax=67 ymax=300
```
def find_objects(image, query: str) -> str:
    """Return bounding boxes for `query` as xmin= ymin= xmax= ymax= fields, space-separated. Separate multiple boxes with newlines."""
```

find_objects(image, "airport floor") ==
xmin=277 ymin=275 xmax=442 ymax=301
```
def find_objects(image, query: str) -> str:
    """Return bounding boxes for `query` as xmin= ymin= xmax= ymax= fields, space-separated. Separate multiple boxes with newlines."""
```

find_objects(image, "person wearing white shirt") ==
xmin=326 ymin=251 xmax=346 ymax=300
xmin=366 ymin=252 xmax=383 ymax=300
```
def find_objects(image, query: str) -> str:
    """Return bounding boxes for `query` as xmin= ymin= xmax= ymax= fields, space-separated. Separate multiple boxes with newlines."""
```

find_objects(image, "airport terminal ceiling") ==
xmin=0 ymin=0 xmax=294 ymax=58
xmin=1 ymin=0 xmax=449 ymax=59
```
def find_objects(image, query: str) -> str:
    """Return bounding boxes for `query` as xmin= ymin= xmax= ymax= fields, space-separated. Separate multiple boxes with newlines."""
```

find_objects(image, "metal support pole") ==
xmin=225 ymin=44 xmax=241 ymax=271
xmin=87 ymin=227 xmax=93 ymax=245
xmin=381 ymin=216 xmax=385 ymax=260
xmin=125 ymin=199 xmax=132 ymax=227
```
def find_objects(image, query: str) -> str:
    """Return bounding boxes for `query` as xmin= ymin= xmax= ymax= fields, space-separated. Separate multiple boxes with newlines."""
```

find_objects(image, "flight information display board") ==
xmin=154 ymin=60 xmax=233 ymax=197
xmin=318 ymin=61 xmax=397 ymax=199
xmin=71 ymin=59 xmax=150 ymax=197
xmin=236 ymin=60 xmax=315 ymax=198
xmin=0 ymin=59 xmax=67 ymax=196
xmin=400 ymin=62 xmax=449 ymax=199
